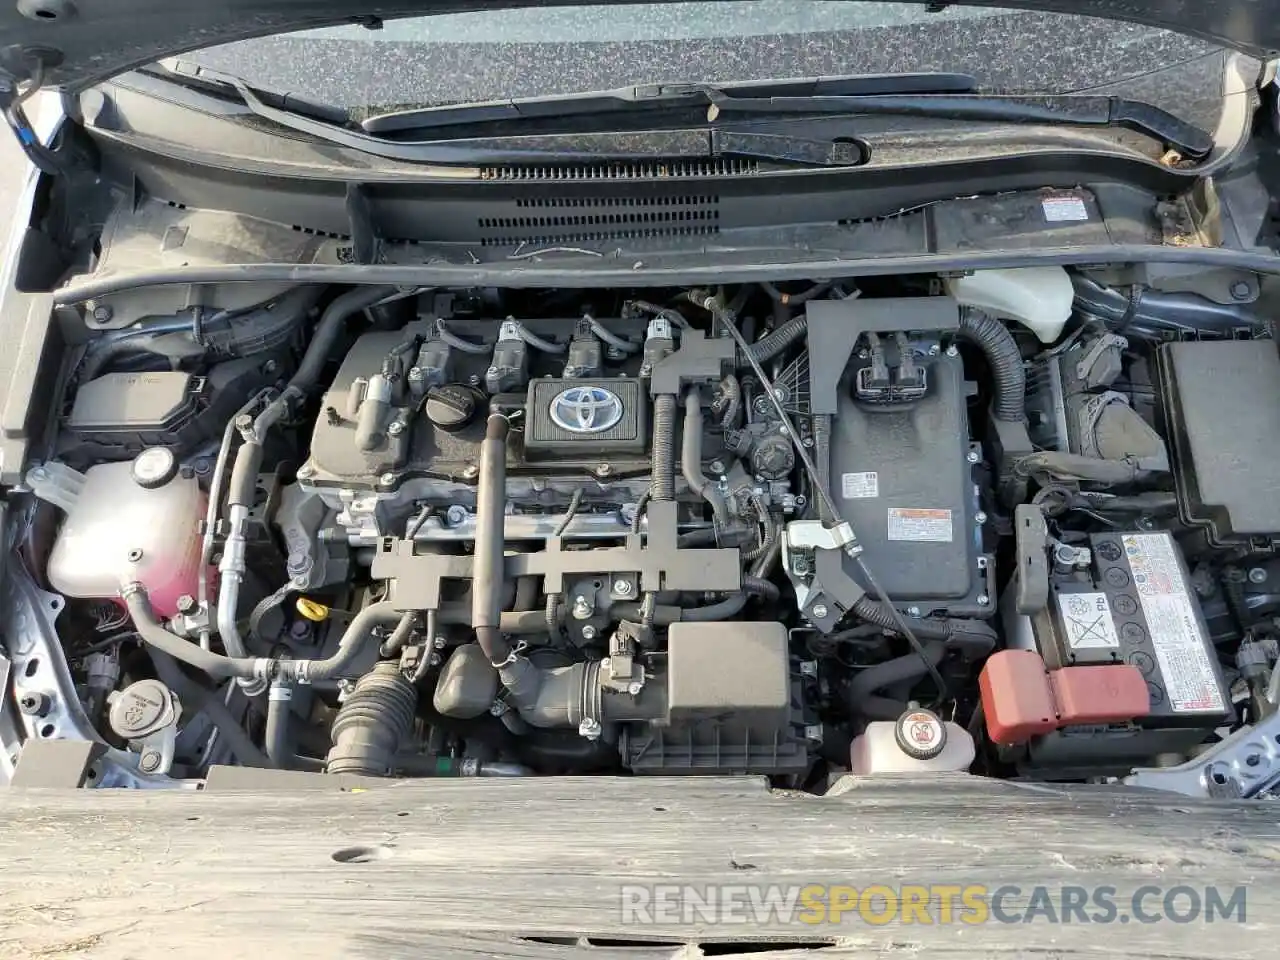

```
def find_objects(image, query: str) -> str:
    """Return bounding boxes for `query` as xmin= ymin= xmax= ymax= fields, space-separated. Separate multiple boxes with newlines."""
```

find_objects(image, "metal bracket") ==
xmin=1124 ymin=710 xmax=1280 ymax=798
xmin=1013 ymin=504 xmax=1050 ymax=615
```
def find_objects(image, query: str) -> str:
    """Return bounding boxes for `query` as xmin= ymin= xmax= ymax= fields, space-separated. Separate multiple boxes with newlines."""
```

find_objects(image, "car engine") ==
xmin=11 ymin=269 xmax=1280 ymax=795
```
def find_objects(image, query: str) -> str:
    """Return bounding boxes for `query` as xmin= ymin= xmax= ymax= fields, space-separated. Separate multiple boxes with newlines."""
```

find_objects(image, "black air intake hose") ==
xmin=956 ymin=309 xmax=1025 ymax=423
xmin=651 ymin=394 xmax=677 ymax=501
xmin=681 ymin=389 xmax=729 ymax=527
xmin=326 ymin=662 xmax=419 ymax=776
xmin=473 ymin=415 xmax=515 ymax=667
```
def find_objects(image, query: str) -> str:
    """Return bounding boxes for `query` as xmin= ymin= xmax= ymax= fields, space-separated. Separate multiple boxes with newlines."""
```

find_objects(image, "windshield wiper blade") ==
xmin=155 ymin=63 xmax=865 ymax=168
xmin=361 ymin=73 xmax=975 ymax=135
xmin=707 ymin=92 xmax=1213 ymax=161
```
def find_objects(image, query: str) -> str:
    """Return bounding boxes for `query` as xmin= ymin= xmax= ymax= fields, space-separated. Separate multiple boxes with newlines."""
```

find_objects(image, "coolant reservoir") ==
xmin=850 ymin=707 xmax=975 ymax=775
xmin=947 ymin=266 xmax=1074 ymax=343
xmin=46 ymin=450 xmax=205 ymax=616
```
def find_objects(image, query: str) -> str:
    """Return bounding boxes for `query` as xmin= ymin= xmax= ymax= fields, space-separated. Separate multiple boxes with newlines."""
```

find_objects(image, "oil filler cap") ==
xmin=424 ymin=384 xmax=480 ymax=433
xmin=130 ymin=447 xmax=178 ymax=489
xmin=895 ymin=706 xmax=947 ymax=760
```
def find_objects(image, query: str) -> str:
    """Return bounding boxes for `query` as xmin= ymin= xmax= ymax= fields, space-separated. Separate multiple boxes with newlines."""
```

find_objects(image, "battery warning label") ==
xmin=887 ymin=508 xmax=953 ymax=543
xmin=1123 ymin=534 xmax=1225 ymax=713
xmin=1058 ymin=593 xmax=1121 ymax=649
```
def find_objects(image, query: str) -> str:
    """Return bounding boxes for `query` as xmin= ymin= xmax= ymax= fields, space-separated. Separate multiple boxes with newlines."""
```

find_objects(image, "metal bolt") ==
xmin=801 ymin=437 xmax=814 ymax=448
xmin=1231 ymin=280 xmax=1253 ymax=301
xmin=262 ymin=360 xmax=279 ymax=375
xmin=91 ymin=305 xmax=113 ymax=324
xmin=19 ymin=693 xmax=50 ymax=717
xmin=906 ymin=606 xmax=922 ymax=618
xmin=627 ymin=681 xmax=643 ymax=695
xmin=753 ymin=396 xmax=771 ymax=415
xmin=795 ymin=495 xmax=807 ymax=507
xmin=613 ymin=579 xmax=634 ymax=597
xmin=772 ymin=387 xmax=787 ymax=401
xmin=462 ymin=464 xmax=480 ymax=480
xmin=975 ymin=511 xmax=988 ymax=526
xmin=709 ymin=459 xmax=725 ymax=475
xmin=799 ymin=661 xmax=818 ymax=677
xmin=445 ymin=505 xmax=468 ymax=527
xmin=489 ymin=701 xmax=509 ymax=717
xmin=581 ymin=625 xmax=599 ymax=641
xmin=428 ymin=652 xmax=442 ymax=667
xmin=379 ymin=472 xmax=397 ymax=487
xmin=596 ymin=463 xmax=613 ymax=477
xmin=811 ymin=603 xmax=829 ymax=620
xmin=486 ymin=365 xmax=499 ymax=377
xmin=1250 ymin=567 xmax=1268 ymax=584
xmin=945 ymin=344 xmax=959 ymax=357
xmin=977 ymin=594 xmax=990 ymax=606
xmin=127 ymin=548 xmax=143 ymax=563
xmin=234 ymin=413 xmax=253 ymax=432
xmin=296 ymin=463 xmax=315 ymax=480
xmin=804 ymin=724 xmax=824 ymax=743
xmin=966 ymin=450 xmax=981 ymax=464
xmin=571 ymin=595 xmax=594 ymax=620
xmin=468 ymin=374 xmax=483 ymax=387
xmin=139 ymin=752 xmax=162 ymax=773
xmin=175 ymin=595 xmax=197 ymax=615
xmin=387 ymin=420 xmax=405 ymax=437
xmin=927 ymin=343 xmax=941 ymax=356
xmin=578 ymin=717 xmax=603 ymax=740
xmin=408 ymin=366 xmax=423 ymax=381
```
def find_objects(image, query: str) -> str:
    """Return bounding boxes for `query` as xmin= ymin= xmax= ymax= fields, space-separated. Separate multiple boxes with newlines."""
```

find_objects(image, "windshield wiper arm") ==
xmin=708 ymin=92 xmax=1213 ymax=161
xmin=361 ymin=73 xmax=975 ymax=135
xmin=153 ymin=63 xmax=866 ymax=168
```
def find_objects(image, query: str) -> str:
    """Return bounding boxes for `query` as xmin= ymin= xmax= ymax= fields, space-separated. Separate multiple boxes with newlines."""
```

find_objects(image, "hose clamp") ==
xmin=490 ymin=639 xmax=528 ymax=669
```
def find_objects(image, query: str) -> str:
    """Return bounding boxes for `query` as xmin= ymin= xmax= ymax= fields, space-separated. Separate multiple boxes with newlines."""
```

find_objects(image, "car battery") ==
xmin=1017 ymin=530 xmax=1233 ymax=776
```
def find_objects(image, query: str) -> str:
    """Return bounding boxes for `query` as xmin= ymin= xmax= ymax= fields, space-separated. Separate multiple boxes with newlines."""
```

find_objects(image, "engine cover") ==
xmin=524 ymin=378 xmax=648 ymax=459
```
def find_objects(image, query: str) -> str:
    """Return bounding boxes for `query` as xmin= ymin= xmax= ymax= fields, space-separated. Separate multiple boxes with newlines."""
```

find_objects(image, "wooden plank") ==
xmin=0 ymin=774 xmax=1276 ymax=959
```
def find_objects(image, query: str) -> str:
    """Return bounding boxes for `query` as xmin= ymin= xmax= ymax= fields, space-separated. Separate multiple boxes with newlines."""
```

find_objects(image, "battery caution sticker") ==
xmin=1057 ymin=592 xmax=1121 ymax=649
xmin=887 ymin=508 xmax=953 ymax=543
xmin=1123 ymin=533 xmax=1226 ymax=713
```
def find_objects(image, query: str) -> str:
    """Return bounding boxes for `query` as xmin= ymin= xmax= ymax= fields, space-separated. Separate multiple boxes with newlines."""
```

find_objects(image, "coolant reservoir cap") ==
xmin=130 ymin=447 xmax=178 ymax=489
xmin=895 ymin=707 xmax=947 ymax=760
xmin=425 ymin=384 xmax=480 ymax=433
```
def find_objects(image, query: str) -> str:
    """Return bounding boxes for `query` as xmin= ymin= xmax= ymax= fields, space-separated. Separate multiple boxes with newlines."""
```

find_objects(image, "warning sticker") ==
xmin=1042 ymin=195 xmax=1089 ymax=222
xmin=841 ymin=472 xmax=879 ymax=499
xmin=887 ymin=508 xmax=953 ymax=543
xmin=1122 ymin=533 xmax=1225 ymax=714
xmin=1057 ymin=592 xmax=1121 ymax=649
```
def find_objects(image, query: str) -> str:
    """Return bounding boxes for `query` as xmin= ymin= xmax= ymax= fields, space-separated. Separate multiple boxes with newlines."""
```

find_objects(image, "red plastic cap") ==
xmin=1050 ymin=665 xmax=1151 ymax=726
xmin=979 ymin=650 xmax=1058 ymax=745
xmin=979 ymin=649 xmax=1151 ymax=746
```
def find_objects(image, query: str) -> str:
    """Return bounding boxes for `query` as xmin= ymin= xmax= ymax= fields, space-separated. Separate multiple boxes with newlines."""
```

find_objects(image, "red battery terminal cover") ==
xmin=978 ymin=649 xmax=1151 ymax=746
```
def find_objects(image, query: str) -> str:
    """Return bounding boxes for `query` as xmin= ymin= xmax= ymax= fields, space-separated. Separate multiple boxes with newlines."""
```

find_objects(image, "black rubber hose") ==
xmin=847 ymin=641 xmax=948 ymax=714
xmin=307 ymin=602 xmax=403 ymax=683
xmin=472 ymin=415 xmax=513 ymax=666
xmin=437 ymin=606 xmax=550 ymax=634
xmin=613 ymin=594 xmax=748 ymax=623
xmin=956 ymin=309 xmax=1025 ymax=423
xmin=379 ymin=610 xmax=418 ymax=659
xmin=124 ymin=587 xmax=261 ymax=680
xmin=742 ymin=575 xmax=780 ymax=604
xmin=265 ymin=682 xmax=293 ymax=768
xmin=226 ymin=441 xmax=263 ymax=508
xmin=681 ymin=389 xmax=729 ymax=526
xmin=289 ymin=285 xmax=401 ymax=393
xmin=651 ymin=394 xmax=677 ymax=501
xmin=146 ymin=650 xmax=270 ymax=768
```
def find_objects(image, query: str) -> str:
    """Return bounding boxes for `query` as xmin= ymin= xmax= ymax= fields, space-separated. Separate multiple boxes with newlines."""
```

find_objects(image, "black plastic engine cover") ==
xmin=524 ymin=378 xmax=648 ymax=459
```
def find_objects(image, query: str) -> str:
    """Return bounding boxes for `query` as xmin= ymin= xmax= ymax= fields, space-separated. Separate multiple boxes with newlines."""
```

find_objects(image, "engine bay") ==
xmin=9 ymin=267 xmax=1280 ymax=795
